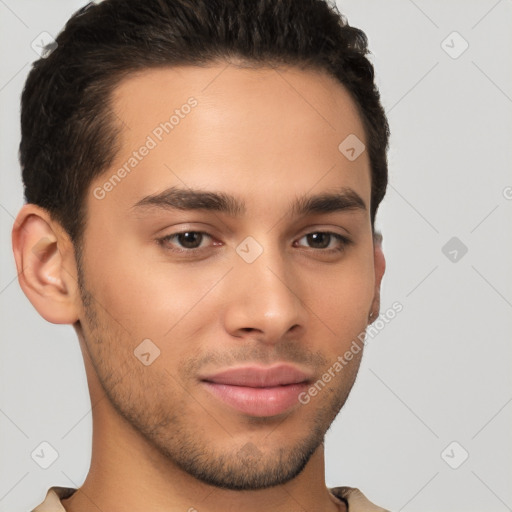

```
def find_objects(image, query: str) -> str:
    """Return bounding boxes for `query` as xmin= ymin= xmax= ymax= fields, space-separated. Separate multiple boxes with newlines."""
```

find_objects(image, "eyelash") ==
xmin=156 ymin=230 xmax=352 ymax=256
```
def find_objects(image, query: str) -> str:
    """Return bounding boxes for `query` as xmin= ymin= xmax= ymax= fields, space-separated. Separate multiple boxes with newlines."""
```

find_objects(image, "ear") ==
xmin=12 ymin=204 xmax=80 ymax=324
xmin=369 ymin=232 xmax=386 ymax=320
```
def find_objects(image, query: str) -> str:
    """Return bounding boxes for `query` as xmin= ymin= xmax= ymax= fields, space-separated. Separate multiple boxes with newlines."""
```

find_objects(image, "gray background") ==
xmin=1 ymin=1 xmax=511 ymax=511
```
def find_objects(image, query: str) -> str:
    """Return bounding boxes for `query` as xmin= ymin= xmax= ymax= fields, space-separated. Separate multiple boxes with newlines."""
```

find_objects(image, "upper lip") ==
xmin=200 ymin=364 xmax=313 ymax=387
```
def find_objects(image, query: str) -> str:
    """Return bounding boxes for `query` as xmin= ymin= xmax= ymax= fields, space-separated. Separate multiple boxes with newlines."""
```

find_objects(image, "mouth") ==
xmin=199 ymin=364 xmax=312 ymax=417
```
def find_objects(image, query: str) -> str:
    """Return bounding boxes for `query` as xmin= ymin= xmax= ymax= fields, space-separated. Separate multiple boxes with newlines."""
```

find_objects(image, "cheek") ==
xmin=309 ymin=250 xmax=375 ymax=329
xmin=85 ymin=240 xmax=224 ymax=345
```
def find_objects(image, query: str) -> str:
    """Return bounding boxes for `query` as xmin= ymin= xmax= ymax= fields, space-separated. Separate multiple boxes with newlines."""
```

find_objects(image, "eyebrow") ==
xmin=131 ymin=185 xmax=366 ymax=217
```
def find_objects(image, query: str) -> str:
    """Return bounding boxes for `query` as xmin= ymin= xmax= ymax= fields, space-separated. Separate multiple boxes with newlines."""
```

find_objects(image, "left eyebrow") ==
xmin=130 ymin=185 xmax=367 ymax=217
xmin=291 ymin=187 xmax=366 ymax=217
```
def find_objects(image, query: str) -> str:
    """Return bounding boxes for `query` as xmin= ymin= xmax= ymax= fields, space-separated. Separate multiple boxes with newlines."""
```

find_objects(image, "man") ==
xmin=12 ymin=0 xmax=390 ymax=510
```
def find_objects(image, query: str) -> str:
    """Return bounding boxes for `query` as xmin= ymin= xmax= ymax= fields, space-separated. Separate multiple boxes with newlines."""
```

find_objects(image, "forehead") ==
xmin=91 ymin=63 xmax=370 ymax=215
xmin=110 ymin=63 xmax=366 ymax=144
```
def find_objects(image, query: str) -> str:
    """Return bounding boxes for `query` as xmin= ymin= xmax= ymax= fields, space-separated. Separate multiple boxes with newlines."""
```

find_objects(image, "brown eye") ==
xmin=296 ymin=232 xmax=351 ymax=252
xmin=175 ymin=231 xmax=204 ymax=249
xmin=305 ymin=232 xmax=331 ymax=249
xmin=158 ymin=231 xmax=213 ymax=253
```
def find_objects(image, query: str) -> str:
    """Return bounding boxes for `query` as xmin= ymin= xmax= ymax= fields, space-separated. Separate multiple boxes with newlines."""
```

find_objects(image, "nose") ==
xmin=222 ymin=242 xmax=307 ymax=344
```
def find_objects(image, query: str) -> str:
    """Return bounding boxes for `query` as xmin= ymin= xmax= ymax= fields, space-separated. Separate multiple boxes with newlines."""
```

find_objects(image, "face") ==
xmin=76 ymin=63 xmax=379 ymax=490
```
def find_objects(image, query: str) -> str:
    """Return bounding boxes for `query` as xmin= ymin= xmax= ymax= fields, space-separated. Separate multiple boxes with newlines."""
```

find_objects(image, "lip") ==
xmin=200 ymin=364 xmax=313 ymax=387
xmin=200 ymin=364 xmax=313 ymax=417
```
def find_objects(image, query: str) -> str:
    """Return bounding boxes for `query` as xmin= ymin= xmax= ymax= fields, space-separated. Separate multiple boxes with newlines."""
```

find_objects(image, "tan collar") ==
xmin=32 ymin=485 xmax=389 ymax=512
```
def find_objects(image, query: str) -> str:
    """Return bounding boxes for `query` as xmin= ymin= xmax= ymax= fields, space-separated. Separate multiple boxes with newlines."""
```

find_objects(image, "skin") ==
xmin=12 ymin=62 xmax=385 ymax=512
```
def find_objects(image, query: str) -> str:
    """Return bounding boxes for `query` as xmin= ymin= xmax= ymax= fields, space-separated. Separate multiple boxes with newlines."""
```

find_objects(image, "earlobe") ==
xmin=11 ymin=204 xmax=80 ymax=324
xmin=369 ymin=232 xmax=386 ymax=320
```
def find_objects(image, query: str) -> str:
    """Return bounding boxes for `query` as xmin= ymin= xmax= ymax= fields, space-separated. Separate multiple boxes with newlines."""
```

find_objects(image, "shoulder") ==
xmin=31 ymin=486 xmax=77 ymax=512
xmin=329 ymin=486 xmax=392 ymax=512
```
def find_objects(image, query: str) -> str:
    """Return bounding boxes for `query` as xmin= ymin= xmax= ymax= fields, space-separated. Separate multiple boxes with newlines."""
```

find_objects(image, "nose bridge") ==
xmin=224 ymin=236 xmax=306 ymax=339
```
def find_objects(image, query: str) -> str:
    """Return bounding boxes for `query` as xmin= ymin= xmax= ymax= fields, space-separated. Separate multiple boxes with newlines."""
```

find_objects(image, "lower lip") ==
xmin=201 ymin=381 xmax=309 ymax=417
